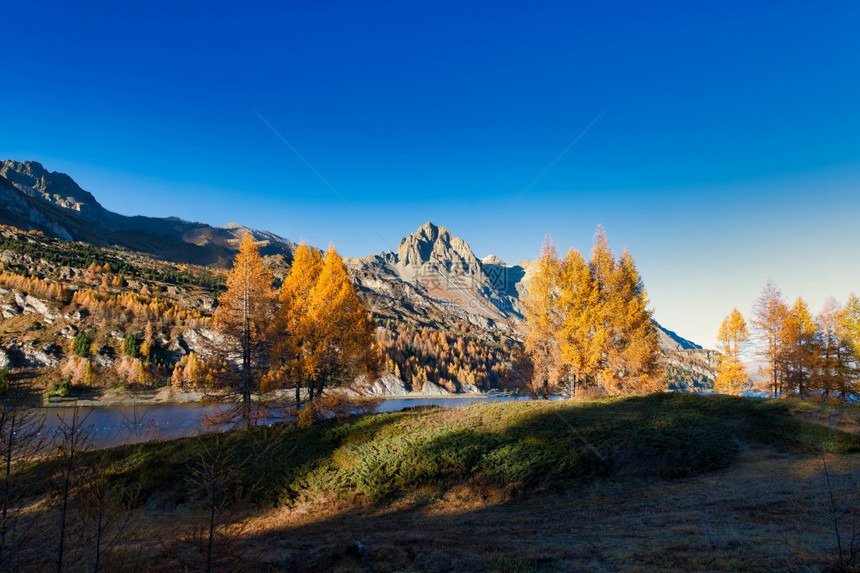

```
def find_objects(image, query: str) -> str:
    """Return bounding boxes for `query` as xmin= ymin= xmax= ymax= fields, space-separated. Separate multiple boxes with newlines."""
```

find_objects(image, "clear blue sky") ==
xmin=2 ymin=1 xmax=859 ymax=347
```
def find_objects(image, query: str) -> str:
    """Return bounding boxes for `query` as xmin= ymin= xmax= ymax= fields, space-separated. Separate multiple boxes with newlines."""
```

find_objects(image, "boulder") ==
xmin=93 ymin=354 xmax=115 ymax=367
xmin=459 ymin=382 xmax=481 ymax=394
xmin=22 ymin=344 xmax=58 ymax=367
xmin=64 ymin=310 xmax=87 ymax=321
xmin=2 ymin=304 xmax=20 ymax=318
xmin=23 ymin=294 xmax=50 ymax=315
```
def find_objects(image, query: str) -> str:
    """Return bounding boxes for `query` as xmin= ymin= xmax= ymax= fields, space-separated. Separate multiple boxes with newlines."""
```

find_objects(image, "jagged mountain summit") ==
xmin=347 ymin=222 xmax=527 ymax=329
xmin=0 ymin=160 xmax=295 ymax=267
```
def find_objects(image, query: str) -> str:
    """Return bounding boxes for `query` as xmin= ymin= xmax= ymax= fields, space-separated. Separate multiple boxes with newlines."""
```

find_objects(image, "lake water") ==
xmin=35 ymin=395 xmax=530 ymax=449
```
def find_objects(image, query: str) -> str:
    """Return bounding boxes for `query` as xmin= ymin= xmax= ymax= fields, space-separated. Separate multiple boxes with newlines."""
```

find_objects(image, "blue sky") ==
xmin=2 ymin=1 xmax=859 ymax=347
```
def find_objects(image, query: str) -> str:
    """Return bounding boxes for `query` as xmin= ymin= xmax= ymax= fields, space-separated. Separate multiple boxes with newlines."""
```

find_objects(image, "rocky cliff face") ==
xmin=347 ymin=222 xmax=526 ymax=330
xmin=1 ymin=160 xmax=107 ymax=219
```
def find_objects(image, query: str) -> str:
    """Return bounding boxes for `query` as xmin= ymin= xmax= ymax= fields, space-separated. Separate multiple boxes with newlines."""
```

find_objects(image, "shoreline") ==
xmin=39 ymin=387 xmax=499 ymax=408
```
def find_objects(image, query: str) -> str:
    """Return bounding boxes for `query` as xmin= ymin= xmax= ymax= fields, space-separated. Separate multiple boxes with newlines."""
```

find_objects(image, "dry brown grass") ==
xmin=791 ymin=401 xmax=860 ymax=437
xmin=14 ymin=394 xmax=860 ymax=571
xmin=119 ymin=449 xmax=856 ymax=572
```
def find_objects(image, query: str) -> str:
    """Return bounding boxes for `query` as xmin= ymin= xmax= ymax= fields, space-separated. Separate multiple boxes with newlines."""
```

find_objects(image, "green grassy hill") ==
xmin=91 ymin=393 xmax=859 ymax=507
xmin=12 ymin=393 xmax=860 ymax=571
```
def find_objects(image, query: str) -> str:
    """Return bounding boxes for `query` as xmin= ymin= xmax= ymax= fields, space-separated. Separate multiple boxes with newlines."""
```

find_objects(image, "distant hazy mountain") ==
xmin=0 ymin=160 xmax=296 ymax=267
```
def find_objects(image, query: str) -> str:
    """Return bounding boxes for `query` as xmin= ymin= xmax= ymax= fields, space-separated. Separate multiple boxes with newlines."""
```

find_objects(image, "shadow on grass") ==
xmin=285 ymin=394 xmax=860 ymax=504
xmin=15 ymin=393 xmax=860 ymax=570
xmin=233 ymin=394 xmax=860 ymax=570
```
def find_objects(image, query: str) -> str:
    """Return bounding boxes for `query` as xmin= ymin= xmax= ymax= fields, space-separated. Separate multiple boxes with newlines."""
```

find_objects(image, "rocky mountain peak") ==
xmin=396 ymin=222 xmax=479 ymax=269
xmin=481 ymin=254 xmax=506 ymax=266
xmin=0 ymin=160 xmax=105 ymax=218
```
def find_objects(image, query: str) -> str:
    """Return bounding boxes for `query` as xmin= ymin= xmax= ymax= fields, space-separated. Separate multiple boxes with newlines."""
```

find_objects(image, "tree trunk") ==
xmin=242 ymin=310 xmax=252 ymax=430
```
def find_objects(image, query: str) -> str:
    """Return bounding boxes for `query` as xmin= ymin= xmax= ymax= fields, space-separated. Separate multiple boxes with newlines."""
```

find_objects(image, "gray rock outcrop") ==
xmin=417 ymin=380 xmax=450 ymax=396
xmin=370 ymin=374 xmax=411 ymax=396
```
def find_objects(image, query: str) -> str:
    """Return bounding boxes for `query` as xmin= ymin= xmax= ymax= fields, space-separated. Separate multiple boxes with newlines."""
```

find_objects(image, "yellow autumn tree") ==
xmin=302 ymin=246 xmax=380 ymax=401
xmin=599 ymin=249 xmax=662 ymax=394
xmin=523 ymin=236 xmax=562 ymax=398
xmin=268 ymin=243 xmax=324 ymax=408
xmin=172 ymin=352 xmax=203 ymax=388
xmin=588 ymin=227 xmax=615 ymax=393
xmin=816 ymin=297 xmax=848 ymax=400
xmin=778 ymin=297 xmax=819 ymax=397
xmin=525 ymin=228 xmax=660 ymax=397
xmin=212 ymin=232 xmax=275 ymax=428
xmin=843 ymin=293 xmax=860 ymax=354
xmin=837 ymin=293 xmax=860 ymax=400
xmin=752 ymin=279 xmax=789 ymax=396
xmin=714 ymin=308 xmax=749 ymax=395
xmin=140 ymin=321 xmax=155 ymax=359
xmin=557 ymin=248 xmax=603 ymax=396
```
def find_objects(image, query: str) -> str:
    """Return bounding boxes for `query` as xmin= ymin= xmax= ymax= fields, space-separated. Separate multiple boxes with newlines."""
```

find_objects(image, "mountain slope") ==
xmin=0 ymin=160 xmax=716 ymax=391
xmin=0 ymin=161 xmax=296 ymax=267
xmin=348 ymin=222 xmax=525 ymax=329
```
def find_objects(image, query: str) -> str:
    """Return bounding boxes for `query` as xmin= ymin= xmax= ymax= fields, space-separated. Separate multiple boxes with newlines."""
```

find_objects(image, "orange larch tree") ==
xmin=778 ymin=297 xmax=819 ymax=398
xmin=302 ymin=246 xmax=380 ymax=401
xmin=600 ymin=249 xmax=662 ymax=394
xmin=269 ymin=242 xmax=323 ymax=409
xmin=523 ymin=236 xmax=562 ymax=398
xmin=752 ymin=279 xmax=789 ymax=396
xmin=557 ymin=248 xmax=603 ymax=396
xmin=714 ymin=308 xmax=750 ymax=395
xmin=212 ymin=232 xmax=275 ymax=429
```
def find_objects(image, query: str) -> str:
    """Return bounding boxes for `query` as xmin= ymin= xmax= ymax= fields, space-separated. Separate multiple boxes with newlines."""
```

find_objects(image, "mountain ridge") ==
xmin=0 ymin=160 xmax=716 ymax=389
xmin=0 ymin=160 xmax=296 ymax=267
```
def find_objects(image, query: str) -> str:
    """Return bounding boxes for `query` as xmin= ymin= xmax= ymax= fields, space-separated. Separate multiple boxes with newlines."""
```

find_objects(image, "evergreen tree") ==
xmin=73 ymin=331 xmax=91 ymax=358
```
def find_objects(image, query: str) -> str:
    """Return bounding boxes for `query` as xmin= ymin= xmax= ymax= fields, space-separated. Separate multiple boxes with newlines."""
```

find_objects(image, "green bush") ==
xmin=46 ymin=378 xmax=71 ymax=398
xmin=124 ymin=334 xmax=141 ymax=358
xmin=73 ymin=331 xmax=91 ymax=357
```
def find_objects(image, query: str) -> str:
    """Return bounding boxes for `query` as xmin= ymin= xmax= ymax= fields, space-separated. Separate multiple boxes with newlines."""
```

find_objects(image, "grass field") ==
xmin=14 ymin=393 xmax=860 ymax=571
